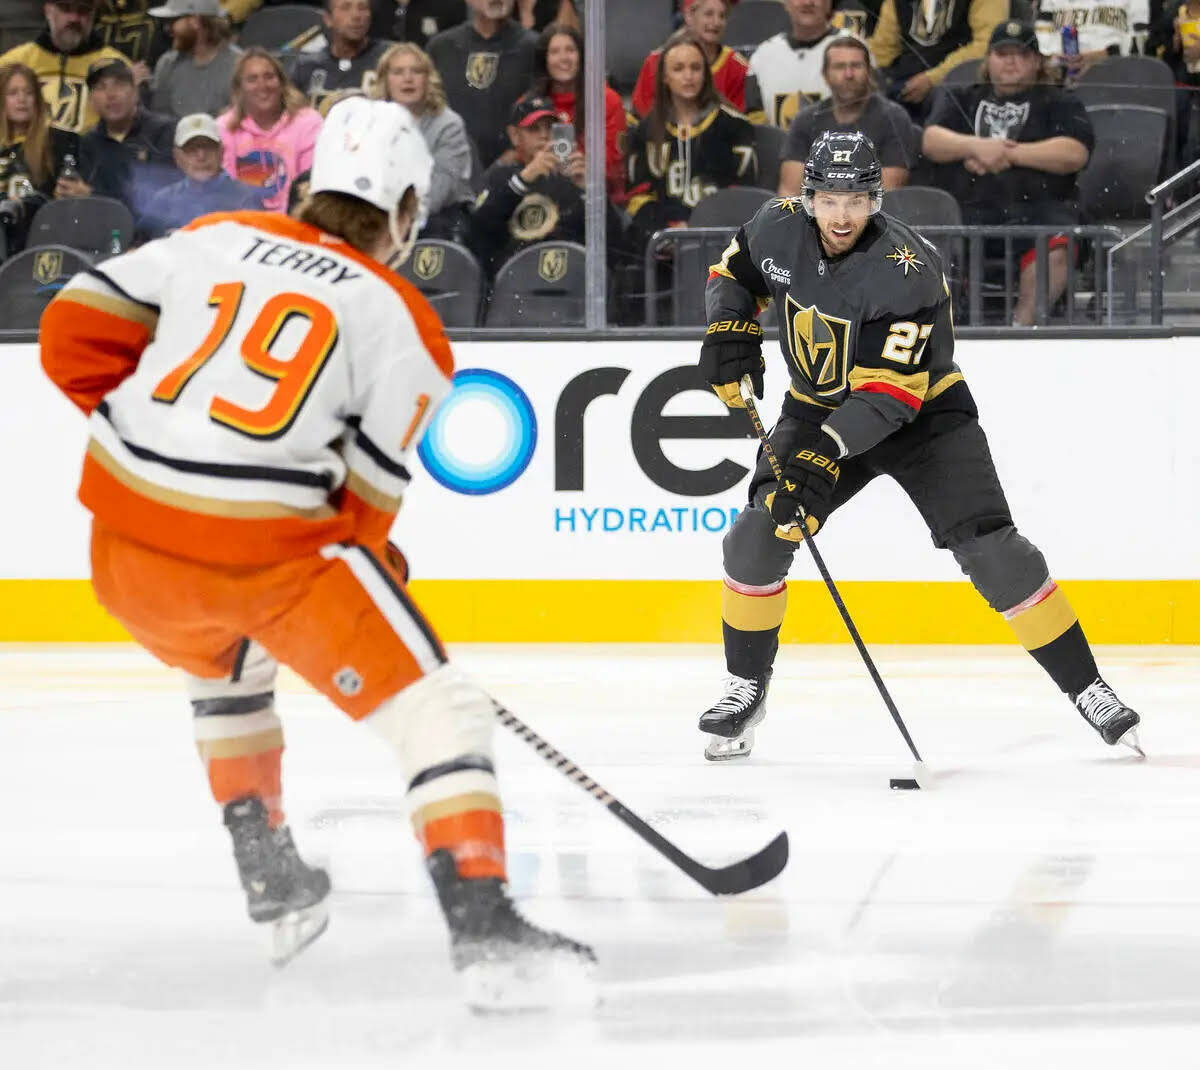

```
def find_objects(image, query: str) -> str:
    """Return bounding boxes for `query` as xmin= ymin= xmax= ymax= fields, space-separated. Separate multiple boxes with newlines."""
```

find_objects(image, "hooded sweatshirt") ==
xmin=218 ymin=106 xmax=322 ymax=212
xmin=417 ymin=106 xmax=474 ymax=216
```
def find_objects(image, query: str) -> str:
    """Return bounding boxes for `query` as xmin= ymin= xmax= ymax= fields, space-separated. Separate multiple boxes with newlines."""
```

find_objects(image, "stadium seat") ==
xmin=239 ymin=5 xmax=324 ymax=51
xmin=485 ymin=242 xmax=586 ymax=327
xmin=753 ymin=124 xmax=786 ymax=191
xmin=724 ymin=0 xmax=791 ymax=54
xmin=882 ymin=185 xmax=963 ymax=276
xmin=396 ymin=240 xmax=483 ymax=328
xmin=605 ymin=0 xmax=674 ymax=94
xmin=26 ymin=196 xmax=134 ymax=258
xmin=689 ymin=186 xmax=775 ymax=228
xmin=1076 ymin=56 xmax=1176 ymax=171
xmin=0 ymin=245 xmax=93 ymax=330
xmin=1079 ymin=105 xmax=1168 ymax=222
xmin=940 ymin=58 xmax=981 ymax=88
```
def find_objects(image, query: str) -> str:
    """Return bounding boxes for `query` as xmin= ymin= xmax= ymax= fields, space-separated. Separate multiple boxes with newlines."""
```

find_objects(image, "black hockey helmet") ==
xmin=802 ymin=131 xmax=883 ymax=216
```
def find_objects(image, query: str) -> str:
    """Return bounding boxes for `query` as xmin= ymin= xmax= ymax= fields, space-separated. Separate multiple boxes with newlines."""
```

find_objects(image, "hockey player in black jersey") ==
xmin=696 ymin=130 xmax=1142 ymax=761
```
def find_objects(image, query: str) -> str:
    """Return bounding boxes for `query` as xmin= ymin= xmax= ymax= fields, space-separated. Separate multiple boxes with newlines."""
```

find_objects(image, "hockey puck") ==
xmin=889 ymin=778 xmax=920 ymax=790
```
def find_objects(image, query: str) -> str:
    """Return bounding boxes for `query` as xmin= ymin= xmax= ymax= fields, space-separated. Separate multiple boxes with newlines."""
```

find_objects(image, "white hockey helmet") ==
xmin=309 ymin=96 xmax=432 ymax=264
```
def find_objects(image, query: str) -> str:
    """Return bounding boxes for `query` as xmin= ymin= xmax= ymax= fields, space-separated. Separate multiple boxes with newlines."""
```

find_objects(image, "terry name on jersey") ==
xmin=242 ymin=236 xmax=364 ymax=285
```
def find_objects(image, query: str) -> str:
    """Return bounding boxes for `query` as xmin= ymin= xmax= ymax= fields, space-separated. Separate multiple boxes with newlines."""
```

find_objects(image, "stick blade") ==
xmin=692 ymin=830 xmax=789 ymax=896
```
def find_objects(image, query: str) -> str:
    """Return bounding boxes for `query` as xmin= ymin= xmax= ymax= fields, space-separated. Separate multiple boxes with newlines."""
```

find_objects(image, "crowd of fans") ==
xmin=0 ymin=0 xmax=1193 ymax=325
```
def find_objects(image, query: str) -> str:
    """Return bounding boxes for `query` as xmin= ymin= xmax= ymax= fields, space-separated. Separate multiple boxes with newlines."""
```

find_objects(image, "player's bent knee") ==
xmin=723 ymin=505 xmax=794 ymax=588
xmin=365 ymin=665 xmax=498 ymax=811
xmin=951 ymin=525 xmax=1050 ymax=613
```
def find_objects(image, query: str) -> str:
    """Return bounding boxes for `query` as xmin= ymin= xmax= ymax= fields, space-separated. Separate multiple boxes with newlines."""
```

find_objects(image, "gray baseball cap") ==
xmin=148 ymin=0 xmax=222 ymax=18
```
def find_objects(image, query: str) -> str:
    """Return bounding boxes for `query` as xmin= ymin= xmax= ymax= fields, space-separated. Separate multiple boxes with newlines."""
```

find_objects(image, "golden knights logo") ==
xmin=465 ymin=51 xmax=500 ymax=89
xmin=509 ymin=193 xmax=559 ymax=242
xmin=538 ymin=246 xmax=568 ymax=283
xmin=783 ymin=297 xmax=852 ymax=397
xmin=33 ymin=250 xmax=64 ymax=286
xmin=412 ymin=244 xmax=445 ymax=281
xmin=907 ymin=0 xmax=958 ymax=46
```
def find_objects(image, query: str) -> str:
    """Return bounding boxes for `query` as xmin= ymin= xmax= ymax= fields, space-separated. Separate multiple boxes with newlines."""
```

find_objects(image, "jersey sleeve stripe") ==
xmin=84 ymin=267 xmax=161 ymax=314
xmin=344 ymin=470 xmax=402 ymax=514
xmin=848 ymin=366 xmax=930 ymax=411
xmin=351 ymin=427 xmax=411 ymax=482
xmin=64 ymin=278 xmax=160 ymax=329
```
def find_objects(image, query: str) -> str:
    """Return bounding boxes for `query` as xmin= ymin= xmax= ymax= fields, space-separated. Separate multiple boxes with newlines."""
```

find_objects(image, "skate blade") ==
xmin=704 ymin=730 xmax=754 ymax=761
xmin=266 ymin=901 xmax=329 ymax=967
xmin=1117 ymin=726 xmax=1146 ymax=759
xmin=461 ymin=952 xmax=598 ymax=1014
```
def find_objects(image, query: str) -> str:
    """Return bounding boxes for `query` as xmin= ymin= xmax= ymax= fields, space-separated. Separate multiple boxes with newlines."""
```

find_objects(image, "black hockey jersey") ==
xmin=706 ymin=199 xmax=961 ymax=458
xmin=289 ymin=39 xmax=391 ymax=115
xmin=626 ymin=104 xmax=757 ymax=237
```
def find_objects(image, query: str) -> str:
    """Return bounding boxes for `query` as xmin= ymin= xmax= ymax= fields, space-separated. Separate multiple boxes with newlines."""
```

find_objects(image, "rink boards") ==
xmin=3 ymin=338 xmax=1197 ymax=643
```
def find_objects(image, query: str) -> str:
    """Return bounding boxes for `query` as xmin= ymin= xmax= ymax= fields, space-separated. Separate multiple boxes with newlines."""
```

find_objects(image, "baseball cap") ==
xmin=86 ymin=57 xmax=134 ymax=89
xmin=148 ymin=0 xmax=221 ymax=17
xmin=510 ymin=95 xmax=557 ymax=128
xmin=174 ymin=112 xmax=222 ymax=147
xmin=681 ymin=0 xmax=740 ymax=10
xmin=989 ymin=20 xmax=1039 ymax=52
xmin=48 ymin=0 xmax=98 ymax=11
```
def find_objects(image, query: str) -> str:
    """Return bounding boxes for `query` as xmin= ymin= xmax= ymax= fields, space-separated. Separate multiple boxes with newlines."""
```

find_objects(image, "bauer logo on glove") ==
xmin=699 ymin=318 xmax=766 ymax=408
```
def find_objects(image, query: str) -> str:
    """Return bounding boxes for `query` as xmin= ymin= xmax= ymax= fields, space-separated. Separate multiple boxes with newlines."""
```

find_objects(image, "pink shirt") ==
xmin=218 ymin=107 xmax=322 ymax=212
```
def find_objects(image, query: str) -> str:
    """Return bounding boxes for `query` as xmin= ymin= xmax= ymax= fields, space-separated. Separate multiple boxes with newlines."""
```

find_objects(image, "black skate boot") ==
xmin=223 ymin=795 xmax=331 ymax=965
xmin=698 ymin=671 xmax=771 ymax=761
xmin=1069 ymin=677 xmax=1144 ymax=756
xmin=426 ymin=848 xmax=596 ymax=1011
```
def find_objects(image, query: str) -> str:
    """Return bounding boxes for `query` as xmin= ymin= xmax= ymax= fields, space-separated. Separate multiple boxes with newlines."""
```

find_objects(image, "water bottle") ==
xmin=108 ymin=228 xmax=122 ymax=255
xmin=1061 ymin=24 xmax=1080 ymax=78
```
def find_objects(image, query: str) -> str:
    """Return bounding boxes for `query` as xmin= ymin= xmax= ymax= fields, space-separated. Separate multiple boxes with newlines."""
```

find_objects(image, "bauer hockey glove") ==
xmin=766 ymin=432 xmax=842 ymax=539
xmin=699 ymin=318 xmax=765 ymax=408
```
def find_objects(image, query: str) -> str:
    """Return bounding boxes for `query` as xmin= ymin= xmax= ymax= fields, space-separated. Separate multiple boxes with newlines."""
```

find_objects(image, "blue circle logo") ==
xmin=418 ymin=368 xmax=537 ymax=495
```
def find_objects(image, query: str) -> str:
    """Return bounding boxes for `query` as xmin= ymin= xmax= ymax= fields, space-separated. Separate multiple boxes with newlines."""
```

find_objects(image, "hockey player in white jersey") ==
xmin=41 ymin=96 xmax=595 ymax=1010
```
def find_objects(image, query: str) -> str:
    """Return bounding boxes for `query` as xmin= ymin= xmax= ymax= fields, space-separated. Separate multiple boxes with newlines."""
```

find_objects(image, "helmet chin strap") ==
xmin=388 ymin=206 xmax=418 ymax=266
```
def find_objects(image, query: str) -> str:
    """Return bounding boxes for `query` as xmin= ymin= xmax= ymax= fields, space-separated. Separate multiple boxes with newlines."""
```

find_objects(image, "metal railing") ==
xmin=644 ymin=223 xmax=1125 ymax=328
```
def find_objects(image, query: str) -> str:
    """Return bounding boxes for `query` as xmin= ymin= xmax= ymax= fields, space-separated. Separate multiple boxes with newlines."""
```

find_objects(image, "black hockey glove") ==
xmin=698 ymin=318 xmax=764 ymax=408
xmin=766 ymin=432 xmax=842 ymax=540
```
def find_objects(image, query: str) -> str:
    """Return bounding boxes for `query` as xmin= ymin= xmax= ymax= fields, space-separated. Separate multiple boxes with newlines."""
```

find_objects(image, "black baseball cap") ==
xmin=86 ymin=57 xmax=135 ymax=89
xmin=989 ymin=20 xmax=1039 ymax=52
xmin=510 ymin=95 xmax=557 ymax=129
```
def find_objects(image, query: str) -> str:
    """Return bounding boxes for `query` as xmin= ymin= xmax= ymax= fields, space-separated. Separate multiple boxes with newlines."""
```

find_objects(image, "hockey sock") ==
xmin=1002 ymin=580 xmax=1098 ymax=695
xmin=193 ymin=698 xmax=286 ymax=828
xmin=415 ymin=799 xmax=506 ymax=881
xmin=722 ymin=577 xmax=787 ymax=678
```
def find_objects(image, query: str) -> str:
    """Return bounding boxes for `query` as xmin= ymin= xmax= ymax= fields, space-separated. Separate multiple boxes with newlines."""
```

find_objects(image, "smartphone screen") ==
xmin=550 ymin=122 xmax=575 ymax=162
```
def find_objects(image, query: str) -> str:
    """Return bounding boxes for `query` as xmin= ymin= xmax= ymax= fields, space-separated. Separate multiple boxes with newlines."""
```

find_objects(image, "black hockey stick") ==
xmin=738 ymin=377 xmax=926 ymax=773
xmin=493 ymin=703 xmax=789 ymax=895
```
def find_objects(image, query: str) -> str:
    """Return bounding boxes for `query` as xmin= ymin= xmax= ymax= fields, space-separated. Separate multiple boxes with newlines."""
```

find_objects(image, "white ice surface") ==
xmin=2 ymin=643 xmax=1198 ymax=1069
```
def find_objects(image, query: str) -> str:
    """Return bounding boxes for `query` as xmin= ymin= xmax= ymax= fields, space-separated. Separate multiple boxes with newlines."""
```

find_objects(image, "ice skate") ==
xmin=426 ymin=849 xmax=596 ymax=1012
xmin=1070 ymin=677 xmax=1144 ymax=756
xmin=698 ymin=672 xmax=771 ymax=761
xmin=223 ymin=796 xmax=332 ymax=966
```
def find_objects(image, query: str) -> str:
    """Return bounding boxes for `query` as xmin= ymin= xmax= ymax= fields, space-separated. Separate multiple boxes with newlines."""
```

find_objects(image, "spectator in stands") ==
xmin=524 ymin=22 xmax=625 ymax=197
xmin=516 ymin=0 xmax=578 ymax=31
xmin=0 ymin=62 xmax=81 ymax=252
xmin=470 ymin=93 xmax=584 ymax=274
xmin=147 ymin=0 xmax=240 ymax=119
xmin=374 ymin=41 xmax=474 ymax=240
xmin=219 ymin=47 xmax=322 ymax=211
xmin=428 ymin=0 xmax=537 ymax=166
xmin=778 ymin=35 xmax=918 ymax=194
xmin=64 ymin=56 xmax=178 ymax=217
xmin=1150 ymin=0 xmax=1200 ymax=162
xmin=869 ymin=0 xmax=1005 ymax=117
xmin=626 ymin=30 xmax=757 ymax=248
xmin=634 ymin=0 xmax=750 ymax=116
xmin=95 ymin=0 xmax=163 ymax=79
xmin=1035 ymin=0 xmax=1150 ymax=76
xmin=290 ymin=0 xmax=392 ymax=114
xmin=922 ymin=21 xmax=1094 ymax=325
xmin=0 ymin=0 xmax=130 ymax=133
xmin=384 ymin=0 xmax=467 ymax=47
xmin=139 ymin=111 xmax=262 ymax=235
xmin=745 ymin=0 xmax=846 ymax=128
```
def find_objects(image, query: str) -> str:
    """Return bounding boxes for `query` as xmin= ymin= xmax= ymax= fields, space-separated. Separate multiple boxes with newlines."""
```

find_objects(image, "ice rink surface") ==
xmin=2 ymin=642 xmax=1198 ymax=1070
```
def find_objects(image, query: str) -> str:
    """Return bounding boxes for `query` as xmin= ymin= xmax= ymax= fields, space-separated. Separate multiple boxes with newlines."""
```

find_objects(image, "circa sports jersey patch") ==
xmin=886 ymin=245 xmax=924 ymax=276
xmin=761 ymin=257 xmax=792 ymax=285
xmin=975 ymin=99 xmax=1031 ymax=140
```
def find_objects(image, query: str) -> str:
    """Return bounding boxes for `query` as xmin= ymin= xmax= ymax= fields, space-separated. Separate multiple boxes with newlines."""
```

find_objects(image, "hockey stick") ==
xmin=738 ymin=376 xmax=926 ymax=781
xmin=493 ymin=703 xmax=789 ymax=895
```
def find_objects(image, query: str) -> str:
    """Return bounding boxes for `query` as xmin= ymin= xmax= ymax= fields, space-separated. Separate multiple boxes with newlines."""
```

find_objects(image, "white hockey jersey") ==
xmin=1034 ymin=0 xmax=1150 ymax=56
xmin=747 ymin=30 xmax=843 ymax=128
xmin=41 ymin=210 xmax=454 ymax=566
